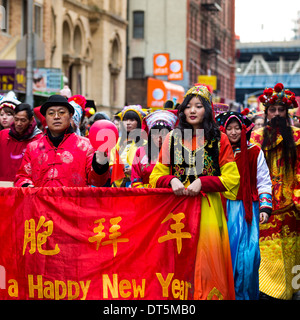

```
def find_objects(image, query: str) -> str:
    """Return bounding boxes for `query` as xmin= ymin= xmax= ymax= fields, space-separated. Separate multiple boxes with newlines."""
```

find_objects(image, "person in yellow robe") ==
xmin=252 ymin=83 xmax=300 ymax=300
xmin=109 ymin=105 xmax=146 ymax=187
xmin=149 ymin=84 xmax=240 ymax=300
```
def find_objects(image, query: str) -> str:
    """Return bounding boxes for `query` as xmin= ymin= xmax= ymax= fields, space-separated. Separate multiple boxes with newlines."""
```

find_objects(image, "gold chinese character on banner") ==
xmin=88 ymin=218 xmax=106 ymax=250
xmin=158 ymin=212 xmax=191 ymax=254
xmin=23 ymin=216 xmax=60 ymax=256
xmin=89 ymin=216 xmax=129 ymax=257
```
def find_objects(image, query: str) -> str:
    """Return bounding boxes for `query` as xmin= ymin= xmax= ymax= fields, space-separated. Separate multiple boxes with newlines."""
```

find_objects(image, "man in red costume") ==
xmin=0 ymin=103 xmax=42 ymax=182
xmin=15 ymin=95 xmax=109 ymax=187
xmin=251 ymin=83 xmax=300 ymax=300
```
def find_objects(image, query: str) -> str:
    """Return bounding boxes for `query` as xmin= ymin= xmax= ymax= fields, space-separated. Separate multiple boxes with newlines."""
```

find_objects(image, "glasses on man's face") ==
xmin=46 ymin=110 xmax=68 ymax=118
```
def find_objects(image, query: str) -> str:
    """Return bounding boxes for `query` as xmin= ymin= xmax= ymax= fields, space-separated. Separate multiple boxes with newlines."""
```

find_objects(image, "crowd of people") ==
xmin=0 ymin=82 xmax=299 ymax=300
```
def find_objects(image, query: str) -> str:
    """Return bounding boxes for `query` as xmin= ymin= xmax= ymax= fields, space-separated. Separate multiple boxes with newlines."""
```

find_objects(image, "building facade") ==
xmin=0 ymin=0 xmax=127 ymax=115
xmin=126 ymin=0 xmax=236 ymax=107
xmin=188 ymin=0 xmax=236 ymax=102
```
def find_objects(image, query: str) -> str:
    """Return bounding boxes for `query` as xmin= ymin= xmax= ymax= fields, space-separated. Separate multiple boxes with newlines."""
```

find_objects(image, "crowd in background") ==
xmin=0 ymin=82 xmax=299 ymax=301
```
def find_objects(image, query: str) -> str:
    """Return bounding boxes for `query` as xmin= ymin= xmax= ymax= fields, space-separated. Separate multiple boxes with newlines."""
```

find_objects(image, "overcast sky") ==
xmin=235 ymin=0 xmax=300 ymax=42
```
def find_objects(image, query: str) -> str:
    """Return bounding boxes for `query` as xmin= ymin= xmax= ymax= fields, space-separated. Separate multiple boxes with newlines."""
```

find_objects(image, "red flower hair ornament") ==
xmin=274 ymin=83 xmax=284 ymax=93
xmin=68 ymin=95 xmax=87 ymax=111
xmin=259 ymin=83 xmax=298 ymax=109
xmin=219 ymin=125 xmax=226 ymax=133
xmin=241 ymin=108 xmax=250 ymax=116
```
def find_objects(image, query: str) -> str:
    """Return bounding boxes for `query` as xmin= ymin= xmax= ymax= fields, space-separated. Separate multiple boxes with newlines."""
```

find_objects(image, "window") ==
xmin=34 ymin=4 xmax=43 ymax=38
xmin=189 ymin=59 xmax=197 ymax=85
xmin=74 ymin=26 xmax=82 ymax=56
xmin=133 ymin=11 xmax=144 ymax=39
xmin=201 ymin=21 xmax=207 ymax=47
xmin=62 ymin=21 xmax=71 ymax=54
xmin=192 ymin=11 xmax=198 ymax=40
xmin=0 ymin=0 xmax=9 ymax=33
xmin=189 ymin=4 xmax=198 ymax=41
xmin=215 ymin=37 xmax=221 ymax=52
xmin=132 ymin=58 xmax=144 ymax=78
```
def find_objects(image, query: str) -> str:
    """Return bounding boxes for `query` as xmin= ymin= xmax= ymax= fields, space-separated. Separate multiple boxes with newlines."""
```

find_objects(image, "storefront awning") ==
xmin=147 ymin=77 xmax=184 ymax=108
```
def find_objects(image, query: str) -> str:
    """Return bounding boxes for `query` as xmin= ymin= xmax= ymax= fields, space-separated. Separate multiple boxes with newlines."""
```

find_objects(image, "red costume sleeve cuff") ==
xmin=200 ymin=176 xmax=227 ymax=193
xmin=156 ymin=175 xmax=176 ymax=188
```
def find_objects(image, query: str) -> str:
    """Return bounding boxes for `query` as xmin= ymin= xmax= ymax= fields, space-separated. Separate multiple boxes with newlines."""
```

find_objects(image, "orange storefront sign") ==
xmin=168 ymin=60 xmax=184 ymax=81
xmin=153 ymin=53 xmax=170 ymax=76
xmin=147 ymin=77 xmax=185 ymax=108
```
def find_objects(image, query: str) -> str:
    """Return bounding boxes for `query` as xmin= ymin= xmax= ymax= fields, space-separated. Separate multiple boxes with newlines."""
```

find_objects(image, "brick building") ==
xmin=0 ymin=0 xmax=127 ymax=115
xmin=126 ymin=0 xmax=236 ymax=107
xmin=188 ymin=0 xmax=236 ymax=102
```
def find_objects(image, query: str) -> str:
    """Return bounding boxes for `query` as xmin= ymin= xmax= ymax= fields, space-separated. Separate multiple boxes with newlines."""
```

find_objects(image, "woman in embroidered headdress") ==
xmin=149 ymin=84 xmax=240 ymax=300
xmin=131 ymin=110 xmax=178 ymax=188
xmin=109 ymin=105 xmax=146 ymax=187
xmin=251 ymin=83 xmax=300 ymax=300
xmin=216 ymin=110 xmax=272 ymax=300
xmin=0 ymin=91 xmax=21 ymax=131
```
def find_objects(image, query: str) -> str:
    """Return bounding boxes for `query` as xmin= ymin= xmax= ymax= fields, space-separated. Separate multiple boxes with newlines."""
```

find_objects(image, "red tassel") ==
xmin=240 ymin=126 xmax=253 ymax=224
xmin=220 ymin=194 xmax=228 ymax=221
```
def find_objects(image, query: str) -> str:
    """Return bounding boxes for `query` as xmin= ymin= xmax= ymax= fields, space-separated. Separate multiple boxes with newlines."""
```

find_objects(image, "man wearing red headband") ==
xmin=251 ymin=83 xmax=300 ymax=300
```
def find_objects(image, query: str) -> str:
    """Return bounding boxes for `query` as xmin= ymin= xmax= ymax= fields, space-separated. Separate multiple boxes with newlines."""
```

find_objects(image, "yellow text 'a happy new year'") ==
xmin=6 ymin=273 xmax=192 ymax=300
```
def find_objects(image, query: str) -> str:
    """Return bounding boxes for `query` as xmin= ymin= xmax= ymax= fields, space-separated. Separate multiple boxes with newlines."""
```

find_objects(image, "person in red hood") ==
xmin=0 ymin=103 xmax=43 ymax=182
xmin=34 ymin=105 xmax=47 ymax=132
xmin=14 ymin=95 xmax=109 ymax=187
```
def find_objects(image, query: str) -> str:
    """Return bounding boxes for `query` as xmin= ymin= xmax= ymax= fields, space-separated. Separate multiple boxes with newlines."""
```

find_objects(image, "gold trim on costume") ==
xmin=207 ymin=287 xmax=224 ymax=300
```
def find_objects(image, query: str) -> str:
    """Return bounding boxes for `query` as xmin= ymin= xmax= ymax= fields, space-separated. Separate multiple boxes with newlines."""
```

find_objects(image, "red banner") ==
xmin=0 ymin=187 xmax=202 ymax=300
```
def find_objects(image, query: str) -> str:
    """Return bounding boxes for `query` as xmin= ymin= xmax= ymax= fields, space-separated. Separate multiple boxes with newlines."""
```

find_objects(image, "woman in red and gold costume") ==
xmin=150 ymin=84 xmax=240 ymax=300
xmin=251 ymin=83 xmax=300 ymax=300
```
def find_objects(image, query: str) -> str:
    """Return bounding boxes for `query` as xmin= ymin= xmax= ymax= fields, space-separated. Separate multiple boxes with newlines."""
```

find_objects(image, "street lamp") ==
xmin=25 ymin=0 xmax=33 ymax=107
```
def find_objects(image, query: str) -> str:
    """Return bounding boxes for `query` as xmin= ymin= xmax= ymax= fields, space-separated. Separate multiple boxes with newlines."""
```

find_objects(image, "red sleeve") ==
xmin=155 ymin=132 xmax=176 ymax=187
xmin=156 ymin=175 xmax=175 ymax=188
xmin=14 ymin=147 xmax=34 ymax=187
xmin=199 ymin=176 xmax=226 ymax=192
xmin=86 ymin=142 xmax=110 ymax=187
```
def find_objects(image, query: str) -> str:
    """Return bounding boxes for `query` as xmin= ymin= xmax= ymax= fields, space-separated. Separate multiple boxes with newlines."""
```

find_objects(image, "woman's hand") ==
xmin=170 ymin=178 xmax=186 ymax=196
xmin=260 ymin=211 xmax=269 ymax=224
xmin=186 ymin=178 xmax=202 ymax=196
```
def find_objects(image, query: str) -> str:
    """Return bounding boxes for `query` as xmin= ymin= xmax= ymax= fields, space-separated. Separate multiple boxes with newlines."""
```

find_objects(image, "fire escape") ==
xmin=200 ymin=0 xmax=222 ymax=90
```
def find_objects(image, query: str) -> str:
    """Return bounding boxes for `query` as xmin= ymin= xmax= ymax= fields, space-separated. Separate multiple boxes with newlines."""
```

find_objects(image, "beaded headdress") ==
xmin=144 ymin=110 xmax=178 ymax=132
xmin=121 ymin=105 xmax=146 ymax=124
xmin=0 ymin=91 xmax=21 ymax=110
xmin=184 ymin=84 xmax=212 ymax=103
xmin=258 ymin=83 xmax=298 ymax=109
xmin=215 ymin=110 xmax=254 ymax=137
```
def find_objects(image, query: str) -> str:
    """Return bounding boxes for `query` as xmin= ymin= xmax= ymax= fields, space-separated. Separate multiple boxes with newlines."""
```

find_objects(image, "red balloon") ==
xmin=88 ymin=120 xmax=119 ymax=153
